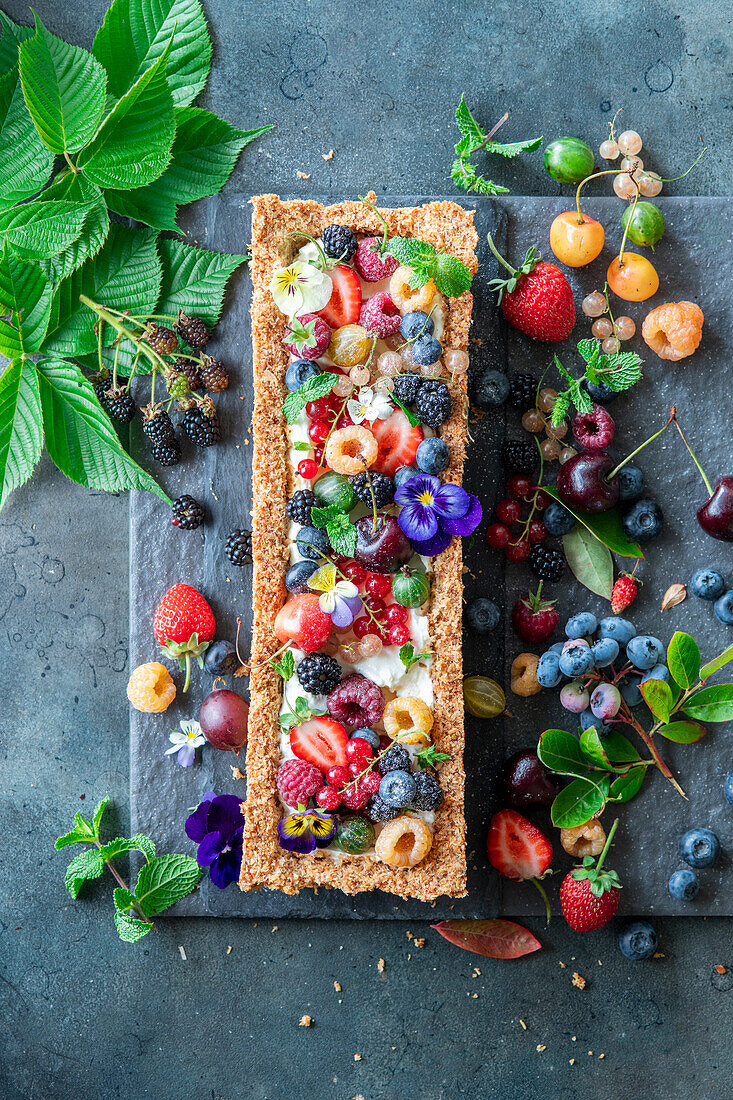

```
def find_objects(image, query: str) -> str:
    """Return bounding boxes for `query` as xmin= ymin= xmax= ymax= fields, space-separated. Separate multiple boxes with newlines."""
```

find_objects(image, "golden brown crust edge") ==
xmin=239 ymin=194 xmax=477 ymax=901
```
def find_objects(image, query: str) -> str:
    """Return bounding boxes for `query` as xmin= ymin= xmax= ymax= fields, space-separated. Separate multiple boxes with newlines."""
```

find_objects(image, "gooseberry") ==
xmin=621 ymin=201 xmax=665 ymax=248
xmin=463 ymin=675 xmax=506 ymax=718
xmin=543 ymin=137 xmax=595 ymax=184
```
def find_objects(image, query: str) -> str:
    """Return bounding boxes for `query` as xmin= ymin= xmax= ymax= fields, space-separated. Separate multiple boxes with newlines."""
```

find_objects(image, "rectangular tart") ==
xmin=240 ymin=194 xmax=477 ymax=901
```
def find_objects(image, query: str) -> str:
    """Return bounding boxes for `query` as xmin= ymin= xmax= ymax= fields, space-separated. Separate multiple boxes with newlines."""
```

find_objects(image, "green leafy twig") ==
xmin=451 ymin=96 xmax=542 ymax=196
xmin=549 ymin=340 xmax=643 ymax=426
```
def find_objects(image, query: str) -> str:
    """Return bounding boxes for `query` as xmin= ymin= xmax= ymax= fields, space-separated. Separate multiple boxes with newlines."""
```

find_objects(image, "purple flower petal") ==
xmin=408 ymin=527 xmax=453 ymax=556
xmin=208 ymin=842 xmax=242 ymax=889
xmin=177 ymin=744 xmax=196 ymax=767
xmin=328 ymin=593 xmax=362 ymax=629
xmin=394 ymin=474 xmax=440 ymax=506
xmin=197 ymin=829 xmax=226 ymax=867
xmin=439 ymin=493 xmax=483 ymax=536
xmin=432 ymin=482 xmax=471 ymax=519
xmin=398 ymin=501 xmax=439 ymax=541
xmin=207 ymin=794 xmax=244 ymax=839
xmin=185 ymin=793 xmax=216 ymax=842
xmin=278 ymin=817 xmax=317 ymax=853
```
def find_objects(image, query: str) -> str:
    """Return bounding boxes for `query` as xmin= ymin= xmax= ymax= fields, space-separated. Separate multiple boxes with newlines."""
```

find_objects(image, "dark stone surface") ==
xmin=2 ymin=1 xmax=733 ymax=1097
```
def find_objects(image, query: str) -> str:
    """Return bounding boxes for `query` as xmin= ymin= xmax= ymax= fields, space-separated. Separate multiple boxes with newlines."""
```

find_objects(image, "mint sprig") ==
xmin=279 ymin=696 xmax=327 ymax=733
xmin=386 ymin=236 xmax=472 ymax=298
xmin=415 ymin=745 xmax=451 ymax=769
xmin=271 ymin=648 xmax=295 ymax=681
xmin=452 ymin=96 xmax=542 ymax=197
xmin=399 ymin=642 xmax=431 ymax=672
xmin=550 ymin=341 xmax=643 ymax=426
xmin=282 ymin=371 xmax=338 ymax=425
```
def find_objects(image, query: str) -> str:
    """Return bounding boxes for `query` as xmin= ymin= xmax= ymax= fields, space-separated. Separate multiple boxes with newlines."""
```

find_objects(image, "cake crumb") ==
xmin=572 ymin=972 xmax=586 ymax=990
xmin=558 ymin=960 xmax=567 ymax=968
xmin=598 ymin=1053 xmax=606 ymax=1060
xmin=226 ymin=945 xmax=233 ymax=955
xmin=299 ymin=1015 xmax=312 ymax=1027
xmin=715 ymin=964 xmax=727 ymax=974
xmin=472 ymin=968 xmax=481 ymax=978
xmin=354 ymin=1053 xmax=362 ymax=1061
xmin=334 ymin=981 xmax=342 ymax=992
xmin=178 ymin=946 xmax=187 ymax=961
xmin=569 ymin=1058 xmax=576 ymax=1065
xmin=297 ymin=171 xmax=311 ymax=180
xmin=322 ymin=149 xmax=334 ymax=161
xmin=472 ymin=992 xmax=478 ymax=999
xmin=230 ymin=766 xmax=244 ymax=780
xmin=536 ymin=1044 xmax=546 ymax=1053
xmin=654 ymin=951 xmax=665 ymax=958
xmin=414 ymin=937 xmax=425 ymax=948
xmin=588 ymin=1050 xmax=593 ymax=1057
xmin=377 ymin=958 xmax=386 ymax=973
xmin=571 ymin=1036 xmax=577 ymax=1042
xmin=519 ymin=1020 xmax=527 ymax=1030
xmin=406 ymin=930 xmax=413 ymax=940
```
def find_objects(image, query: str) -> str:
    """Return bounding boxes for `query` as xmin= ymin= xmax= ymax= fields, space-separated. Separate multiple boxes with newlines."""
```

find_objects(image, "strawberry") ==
xmin=611 ymin=574 xmax=638 ymax=615
xmin=274 ymin=594 xmax=332 ymax=653
xmin=487 ymin=809 xmax=553 ymax=921
xmin=511 ymin=584 xmax=559 ymax=643
xmin=488 ymin=235 xmax=575 ymax=342
xmin=290 ymin=716 xmax=348 ymax=774
xmin=371 ymin=409 xmax=424 ymax=476
xmin=316 ymin=265 xmax=362 ymax=328
xmin=153 ymin=583 xmax=215 ymax=691
xmin=559 ymin=819 xmax=622 ymax=932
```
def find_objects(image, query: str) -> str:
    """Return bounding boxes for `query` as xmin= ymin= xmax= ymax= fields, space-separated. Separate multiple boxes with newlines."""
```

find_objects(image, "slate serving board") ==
xmin=130 ymin=194 xmax=733 ymax=918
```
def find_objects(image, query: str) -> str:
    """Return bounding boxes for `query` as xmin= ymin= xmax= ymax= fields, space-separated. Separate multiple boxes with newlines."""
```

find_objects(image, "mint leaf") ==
xmin=0 ymin=247 xmax=52 ymax=352
xmin=484 ymin=136 xmax=543 ymax=159
xmin=0 ymin=12 xmax=33 ymax=76
xmin=450 ymin=158 xmax=509 ymax=196
xmin=91 ymin=796 xmax=109 ymax=835
xmin=156 ymin=238 xmax=248 ymax=327
xmin=114 ymin=910 xmax=153 ymax=942
xmin=64 ymin=848 xmax=105 ymax=899
xmin=0 ymin=66 xmax=53 ymax=207
xmin=399 ymin=642 xmax=431 ymax=672
xmin=19 ymin=13 xmax=106 ymax=154
xmin=39 ymin=173 xmax=109 ymax=285
xmin=271 ymin=648 xmax=294 ymax=681
xmin=432 ymin=252 xmax=472 ymax=297
xmin=133 ymin=852 xmax=202 ymax=917
xmin=279 ymin=697 xmax=326 ymax=732
xmin=36 ymin=358 xmax=171 ymax=505
xmin=416 ymin=745 xmax=450 ymax=769
xmin=577 ymin=338 xmax=600 ymax=366
xmin=0 ymin=200 xmax=89 ymax=261
xmin=282 ymin=371 xmax=337 ymax=424
xmin=0 ymin=359 xmax=43 ymax=512
xmin=597 ymin=351 xmax=643 ymax=392
xmin=92 ymin=0 xmax=212 ymax=109
xmin=311 ymin=502 xmax=341 ymax=529
xmin=54 ymin=826 xmax=96 ymax=850
xmin=455 ymin=95 xmax=484 ymax=151
xmin=386 ymin=236 xmax=436 ymax=267
xmin=77 ymin=45 xmax=175 ymax=190
xmin=549 ymin=391 xmax=571 ymax=427
xmin=326 ymin=512 xmax=357 ymax=557
xmin=99 ymin=834 xmax=156 ymax=862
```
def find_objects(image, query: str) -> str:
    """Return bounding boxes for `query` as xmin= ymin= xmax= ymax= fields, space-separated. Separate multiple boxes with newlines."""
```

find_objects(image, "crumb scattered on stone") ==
xmin=572 ymin=972 xmax=586 ymax=990
xmin=334 ymin=981 xmax=342 ymax=992
xmin=377 ymin=958 xmax=386 ymax=973
xmin=715 ymin=964 xmax=727 ymax=974
xmin=414 ymin=937 xmax=425 ymax=948
xmin=354 ymin=1053 xmax=362 ymax=1062
xmin=598 ymin=1053 xmax=606 ymax=1060
xmin=299 ymin=1015 xmax=312 ymax=1027
xmin=272 ymin=925 xmax=278 ymax=932
xmin=569 ymin=1058 xmax=575 ymax=1065
xmin=588 ymin=1050 xmax=593 ymax=1057
xmin=519 ymin=1019 xmax=527 ymax=1030
xmin=654 ymin=951 xmax=665 ymax=958
xmin=472 ymin=992 xmax=478 ymax=999
xmin=472 ymin=968 xmax=481 ymax=977
xmin=178 ymin=946 xmax=187 ymax=961
xmin=227 ymin=945 xmax=232 ymax=955
xmin=322 ymin=149 xmax=334 ymax=161
xmin=406 ymin=930 xmax=413 ymax=940
xmin=297 ymin=171 xmax=311 ymax=180
xmin=231 ymin=766 xmax=244 ymax=780
xmin=558 ymin=960 xmax=567 ymax=968
xmin=536 ymin=1044 xmax=546 ymax=1053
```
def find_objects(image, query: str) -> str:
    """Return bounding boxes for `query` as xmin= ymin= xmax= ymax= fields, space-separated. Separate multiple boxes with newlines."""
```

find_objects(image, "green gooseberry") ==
xmin=544 ymin=137 xmax=595 ymax=185
xmin=312 ymin=471 xmax=356 ymax=513
xmin=335 ymin=816 xmax=375 ymax=855
xmin=463 ymin=675 xmax=506 ymax=719
xmin=392 ymin=567 xmax=431 ymax=608
xmin=622 ymin=201 xmax=665 ymax=248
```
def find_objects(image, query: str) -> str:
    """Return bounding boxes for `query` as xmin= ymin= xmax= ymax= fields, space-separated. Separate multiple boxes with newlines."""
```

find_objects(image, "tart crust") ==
xmin=240 ymin=194 xmax=477 ymax=901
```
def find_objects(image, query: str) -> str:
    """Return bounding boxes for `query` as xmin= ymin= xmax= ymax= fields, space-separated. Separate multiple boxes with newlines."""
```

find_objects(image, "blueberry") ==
xmin=590 ymin=682 xmax=621 ymax=720
xmin=599 ymin=616 xmax=636 ymax=645
xmin=416 ymin=437 xmax=449 ymax=475
xmin=558 ymin=643 xmax=595 ymax=678
xmin=618 ymin=920 xmax=658 ymax=960
xmin=285 ymin=559 xmax=319 ymax=594
xmin=584 ymin=379 xmax=618 ymax=404
xmin=394 ymin=463 xmax=420 ymax=488
xmin=725 ymin=774 xmax=733 ymax=805
xmin=351 ymin=727 xmax=380 ymax=752
xmin=296 ymin=525 xmax=331 ymax=560
xmin=400 ymin=311 xmax=434 ymax=341
xmin=679 ymin=827 xmax=720 ymax=868
xmin=285 ymin=359 xmax=321 ymax=392
xmin=560 ymin=680 xmax=589 ymax=713
xmin=690 ymin=568 xmax=726 ymax=601
xmin=543 ymin=501 xmax=575 ymax=535
xmin=565 ymin=611 xmax=598 ymax=639
xmin=592 ymin=637 xmax=619 ymax=667
xmin=467 ymin=597 xmax=501 ymax=633
xmin=473 ymin=369 xmax=510 ymax=410
xmin=619 ymin=677 xmax=643 ymax=708
xmin=579 ymin=708 xmax=611 ymax=736
xmin=379 ymin=769 xmax=417 ymax=808
xmin=626 ymin=635 xmax=664 ymax=670
xmin=537 ymin=650 xmax=562 ymax=688
xmin=622 ymin=498 xmax=664 ymax=543
xmin=411 ymin=334 xmax=442 ymax=366
xmin=204 ymin=640 xmax=238 ymax=675
xmin=668 ymin=868 xmax=700 ymax=901
xmin=640 ymin=663 xmax=670 ymax=684
xmin=618 ymin=464 xmax=644 ymax=502
xmin=714 ymin=590 xmax=733 ymax=626
xmin=548 ymin=641 xmax=565 ymax=654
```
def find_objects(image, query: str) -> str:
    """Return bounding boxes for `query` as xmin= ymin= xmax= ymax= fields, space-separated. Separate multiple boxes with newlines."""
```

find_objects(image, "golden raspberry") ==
xmin=383 ymin=696 xmax=433 ymax=744
xmin=510 ymin=653 xmax=542 ymax=697
xmin=641 ymin=301 xmax=703 ymax=361
xmin=560 ymin=820 xmax=606 ymax=857
xmin=375 ymin=815 xmax=433 ymax=868
xmin=389 ymin=266 xmax=438 ymax=313
xmin=127 ymin=662 xmax=176 ymax=712
xmin=324 ymin=425 xmax=378 ymax=475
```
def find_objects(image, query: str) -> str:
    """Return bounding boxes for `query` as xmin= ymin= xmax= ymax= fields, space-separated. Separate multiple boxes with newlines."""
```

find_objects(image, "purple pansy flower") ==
xmin=278 ymin=807 xmax=337 ymax=854
xmin=395 ymin=474 xmax=482 ymax=555
xmin=185 ymin=792 xmax=244 ymax=889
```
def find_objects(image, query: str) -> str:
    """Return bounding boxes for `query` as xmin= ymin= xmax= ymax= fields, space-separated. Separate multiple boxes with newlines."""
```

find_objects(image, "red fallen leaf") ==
xmin=430 ymin=919 xmax=542 ymax=959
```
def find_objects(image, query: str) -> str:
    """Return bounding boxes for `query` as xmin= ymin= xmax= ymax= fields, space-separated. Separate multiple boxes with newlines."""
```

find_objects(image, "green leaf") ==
xmin=0 ymin=66 xmax=53 ymax=207
xmin=311 ymin=502 xmax=341 ymax=528
xmin=36 ymin=358 xmax=171 ymax=505
xmin=19 ymin=13 xmax=107 ymax=154
xmin=682 ymin=684 xmax=733 ymax=724
xmin=113 ymin=886 xmax=136 ymax=912
xmin=484 ymin=135 xmax=543 ymax=158
xmin=450 ymin=158 xmax=509 ymax=195
xmin=0 ymin=358 xmax=43 ymax=511
xmin=133 ymin=852 xmax=202 ymax=917
xmin=326 ymin=512 xmax=357 ymax=557
xmin=39 ymin=173 xmax=110 ymax=284
xmin=43 ymin=224 xmax=161 ymax=356
xmin=549 ymin=391 xmax=571 ymax=427
xmin=386 ymin=236 xmax=436 ymax=267
xmin=0 ymin=12 xmax=34 ymax=77
xmin=597 ymin=351 xmax=643 ymax=391
xmin=639 ymin=677 xmax=673 ymax=723
xmin=0 ymin=199 xmax=89 ymax=261
xmin=658 ymin=720 xmax=707 ymax=744
xmin=608 ymin=767 xmax=645 ymax=803
xmin=282 ymin=370 xmax=337 ymax=425
xmin=114 ymin=910 xmax=153 ymax=942
xmin=537 ymin=728 xmax=591 ymax=779
xmin=432 ymin=251 xmax=472 ymax=297
xmin=54 ymin=826 xmax=96 ymax=850
xmin=579 ymin=728 xmax=616 ymax=771
xmin=666 ymin=631 xmax=701 ymax=690
xmin=577 ymin=338 xmax=600 ymax=366
xmin=700 ymin=643 xmax=733 ymax=681
xmin=562 ymin=525 xmax=613 ymax=600
xmin=92 ymin=0 xmax=211 ymax=109
xmin=455 ymin=95 xmax=484 ymax=149
xmin=99 ymin=833 xmax=156 ymax=861
xmin=78 ymin=46 xmax=175 ymax=190
xmin=107 ymin=110 xmax=274 ymax=229
xmin=543 ymin=487 xmax=644 ymax=558
xmin=399 ymin=642 xmax=431 ymax=671
xmin=551 ymin=774 xmax=610 ymax=829
xmin=64 ymin=848 xmax=104 ymax=898
xmin=92 ymin=796 xmax=109 ymax=835
xmin=602 ymin=730 xmax=641 ymax=764
xmin=0 ymin=247 xmax=52 ymax=352
xmin=156 ymin=237 xmax=247 ymax=327
xmin=415 ymin=745 xmax=450 ymax=769
xmin=271 ymin=648 xmax=295 ymax=681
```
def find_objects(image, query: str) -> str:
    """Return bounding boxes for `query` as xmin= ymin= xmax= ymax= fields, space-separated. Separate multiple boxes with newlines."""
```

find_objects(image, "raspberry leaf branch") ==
xmin=550 ymin=341 xmax=643 ymax=426
xmin=451 ymin=95 xmax=542 ymax=196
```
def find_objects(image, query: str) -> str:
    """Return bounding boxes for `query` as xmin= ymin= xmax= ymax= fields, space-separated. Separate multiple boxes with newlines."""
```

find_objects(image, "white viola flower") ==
xmin=269 ymin=261 xmax=332 ymax=319
xmin=296 ymin=240 xmax=325 ymax=267
xmin=165 ymin=719 xmax=206 ymax=768
xmin=346 ymin=386 xmax=394 ymax=426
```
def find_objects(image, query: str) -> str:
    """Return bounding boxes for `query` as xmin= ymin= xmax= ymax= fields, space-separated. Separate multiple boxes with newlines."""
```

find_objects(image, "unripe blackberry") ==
xmin=174 ymin=310 xmax=210 ymax=349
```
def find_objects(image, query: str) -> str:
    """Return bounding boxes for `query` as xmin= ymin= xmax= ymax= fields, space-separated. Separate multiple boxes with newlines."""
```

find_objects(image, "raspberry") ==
xmin=350 ymin=471 xmax=394 ymax=508
xmin=225 ymin=529 xmax=252 ymax=565
xmin=410 ymin=771 xmax=443 ymax=811
xmin=287 ymin=489 xmax=317 ymax=526
xmin=572 ymin=404 xmax=615 ymax=449
xmin=142 ymin=407 xmax=175 ymax=445
xmin=284 ymin=312 xmax=331 ymax=360
xmin=611 ymin=575 xmax=638 ymax=614
xmin=199 ymin=356 xmax=229 ymax=393
xmin=181 ymin=402 xmax=221 ymax=446
xmin=377 ymin=743 xmax=411 ymax=775
xmin=106 ymin=387 xmax=136 ymax=422
xmin=322 ymin=224 xmax=357 ymax=261
xmin=326 ymin=672 xmax=385 ymax=729
xmin=171 ymin=495 xmax=204 ymax=530
xmin=146 ymin=324 xmax=179 ymax=355
xmin=354 ymin=237 xmax=399 ymax=282
xmin=392 ymin=373 xmax=423 ymax=406
xmin=126 ymin=662 xmax=176 ymax=713
xmin=502 ymin=439 xmax=538 ymax=473
xmin=364 ymin=795 xmax=400 ymax=823
xmin=174 ymin=310 xmax=210 ymax=349
xmin=415 ymin=380 xmax=452 ymax=428
xmin=529 ymin=544 xmax=565 ymax=581
xmin=641 ymin=301 xmax=703 ymax=361
xmin=277 ymin=758 xmax=322 ymax=806
xmin=508 ymin=372 xmax=538 ymax=410
xmin=359 ymin=292 xmax=400 ymax=338
xmin=297 ymin=652 xmax=342 ymax=695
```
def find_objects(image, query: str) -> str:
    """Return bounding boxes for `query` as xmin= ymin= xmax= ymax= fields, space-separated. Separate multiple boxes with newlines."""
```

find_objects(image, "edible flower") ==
xmin=269 ymin=260 xmax=332 ymax=319
xmin=165 ymin=719 xmax=206 ymax=767
xmin=347 ymin=386 xmax=393 ymax=426
xmin=278 ymin=806 xmax=337 ymax=853
xmin=308 ymin=562 xmax=362 ymax=627
xmin=395 ymin=474 xmax=482 ymax=555
xmin=185 ymin=792 xmax=244 ymax=889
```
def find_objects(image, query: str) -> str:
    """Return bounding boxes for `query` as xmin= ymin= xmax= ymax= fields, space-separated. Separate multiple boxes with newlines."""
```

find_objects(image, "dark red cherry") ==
xmin=354 ymin=514 xmax=413 ymax=574
xmin=697 ymin=476 xmax=733 ymax=542
xmin=502 ymin=750 xmax=558 ymax=808
xmin=556 ymin=450 xmax=619 ymax=513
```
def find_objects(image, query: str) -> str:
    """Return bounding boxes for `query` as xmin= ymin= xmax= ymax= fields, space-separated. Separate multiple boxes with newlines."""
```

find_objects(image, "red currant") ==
xmin=528 ymin=520 xmax=547 ymax=544
xmin=306 ymin=396 xmax=337 ymax=419
xmin=346 ymin=737 xmax=373 ymax=763
xmin=308 ymin=419 xmax=330 ymax=444
xmin=496 ymin=498 xmax=522 ymax=525
xmin=316 ymin=785 xmax=342 ymax=810
xmin=353 ymin=616 xmax=373 ymax=638
xmin=505 ymin=538 xmax=531 ymax=562
xmin=533 ymin=489 xmax=551 ymax=511
xmin=364 ymin=572 xmax=391 ymax=597
xmin=312 ymin=446 xmax=324 ymax=465
xmin=327 ymin=765 xmax=350 ymax=788
xmin=363 ymin=596 xmax=386 ymax=617
xmin=508 ymin=474 xmax=533 ymax=501
xmin=486 ymin=523 xmax=511 ymax=549
xmin=387 ymin=623 xmax=410 ymax=646
xmin=379 ymin=735 xmax=391 ymax=751
xmin=341 ymin=561 xmax=367 ymax=585
xmin=297 ymin=459 xmax=318 ymax=479
xmin=348 ymin=761 xmax=362 ymax=777
xmin=362 ymin=769 xmax=382 ymax=795
xmin=340 ymin=779 xmax=370 ymax=811
xmin=335 ymin=412 xmax=352 ymax=429
xmin=384 ymin=603 xmax=409 ymax=626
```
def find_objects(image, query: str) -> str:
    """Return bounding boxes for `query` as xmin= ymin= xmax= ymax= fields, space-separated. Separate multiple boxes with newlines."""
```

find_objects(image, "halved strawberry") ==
xmin=290 ymin=717 xmax=348 ymax=774
xmin=487 ymin=809 xmax=553 ymax=881
xmin=371 ymin=409 xmax=424 ymax=476
xmin=316 ymin=265 xmax=362 ymax=328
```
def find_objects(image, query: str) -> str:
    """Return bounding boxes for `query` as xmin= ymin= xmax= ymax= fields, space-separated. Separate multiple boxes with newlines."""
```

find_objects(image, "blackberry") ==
xmin=151 ymin=437 xmax=181 ymax=466
xmin=364 ymin=795 xmax=400 ymax=824
xmin=296 ymin=652 xmax=342 ymax=695
xmin=141 ymin=408 xmax=175 ymax=445
xmin=146 ymin=324 xmax=178 ymax=355
xmin=392 ymin=373 xmax=423 ymax=406
xmin=106 ymin=387 xmax=137 ymax=422
xmin=409 ymin=771 xmax=443 ymax=811
xmin=173 ymin=357 xmax=202 ymax=391
xmin=199 ymin=356 xmax=229 ymax=393
xmin=174 ymin=310 xmax=210 ymax=349
xmin=91 ymin=371 xmax=112 ymax=408
xmin=415 ymin=379 xmax=452 ymax=428
xmin=378 ymin=743 xmax=411 ymax=776
xmin=529 ymin=544 xmax=565 ymax=582
xmin=286 ymin=489 xmax=317 ymax=526
xmin=508 ymin=372 xmax=538 ymax=410
xmin=182 ymin=403 xmax=221 ymax=447
xmin=225 ymin=528 xmax=252 ymax=566
xmin=351 ymin=471 xmax=394 ymax=508
xmin=502 ymin=438 xmax=538 ymax=473
xmin=171 ymin=495 xmax=204 ymax=530
xmin=322 ymin=223 xmax=357 ymax=261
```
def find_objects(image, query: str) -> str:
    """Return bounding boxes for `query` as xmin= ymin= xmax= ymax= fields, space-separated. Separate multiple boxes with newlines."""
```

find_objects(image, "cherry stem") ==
xmin=528 ymin=876 xmax=552 ymax=926
xmin=606 ymin=407 xmax=675 ymax=481
xmin=616 ymin=175 xmax=641 ymax=264
xmin=574 ymin=168 xmax=621 ymax=223
xmin=646 ymin=145 xmax=707 ymax=185
xmin=670 ymin=410 xmax=713 ymax=496
xmin=594 ymin=817 xmax=619 ymax=874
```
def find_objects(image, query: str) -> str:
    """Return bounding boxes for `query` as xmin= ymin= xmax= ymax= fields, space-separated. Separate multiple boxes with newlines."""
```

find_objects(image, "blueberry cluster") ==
xmin=690 ymin=567 xmax=733 ymax=626
xmin=617 ymin=464 xmax=664 ymax=543
xmin=668 ymin=826 xmax=721 ymax=902
xmin=393 ymin=310 xmax=453 ymax=432
xmin=366 ymin=743 xmax=443 ymax=821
